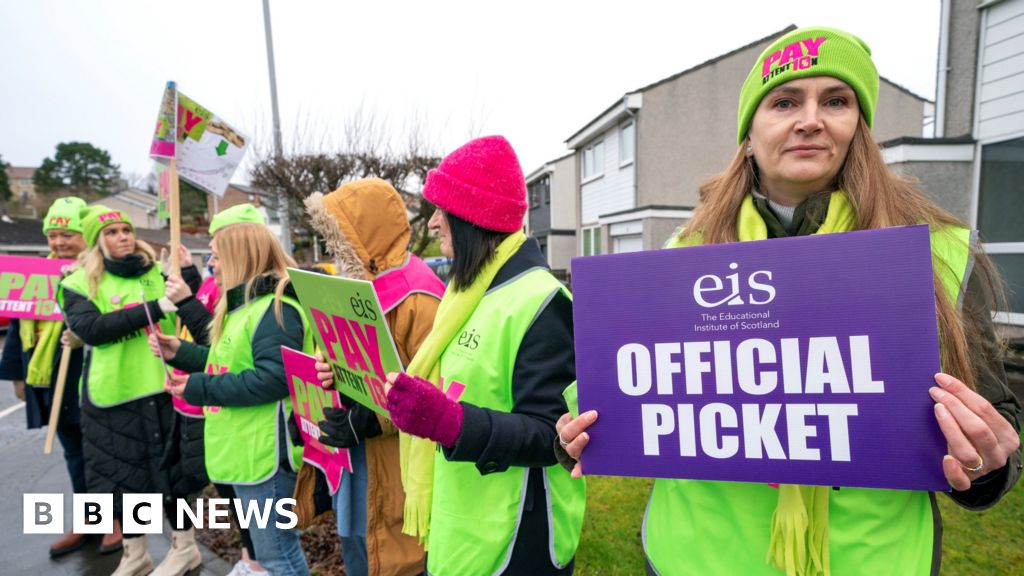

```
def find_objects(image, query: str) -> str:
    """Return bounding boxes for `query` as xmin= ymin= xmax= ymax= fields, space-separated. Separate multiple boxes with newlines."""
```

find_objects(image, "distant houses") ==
xmin=527 ymin=11 xmax=1023 ymax=328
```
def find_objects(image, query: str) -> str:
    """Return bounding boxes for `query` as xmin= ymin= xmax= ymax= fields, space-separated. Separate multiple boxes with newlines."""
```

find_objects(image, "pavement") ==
xmin=0 ymin=336 xmax=232 ymax=576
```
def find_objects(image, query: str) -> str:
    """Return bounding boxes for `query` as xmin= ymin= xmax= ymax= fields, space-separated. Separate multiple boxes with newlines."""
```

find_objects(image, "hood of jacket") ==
xmin=304 ymin=178 xmax=411 ymax=281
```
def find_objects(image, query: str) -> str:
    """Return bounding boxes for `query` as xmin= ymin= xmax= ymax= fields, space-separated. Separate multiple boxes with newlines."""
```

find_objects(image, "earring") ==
xmin=745 ymin=144 xmax=753 ymax=155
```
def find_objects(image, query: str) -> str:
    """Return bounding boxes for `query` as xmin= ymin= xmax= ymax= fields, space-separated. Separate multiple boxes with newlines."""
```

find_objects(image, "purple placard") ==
xmin=571 ymin=225 xmax=948 ymax=491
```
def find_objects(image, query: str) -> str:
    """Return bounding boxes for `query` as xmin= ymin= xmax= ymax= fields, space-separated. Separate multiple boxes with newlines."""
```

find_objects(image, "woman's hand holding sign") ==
xmin=148 ymin=332 xmax=181 ymax=361
xmin=930 ymin=372 xmax=1020 ymax=491
xmin=556 ymin=410 xmax=598 ymax=479
xmin=314 ymin=351 xmax=334 ymax=389
xmin=164 ymin=371 xmax=188 ymax=399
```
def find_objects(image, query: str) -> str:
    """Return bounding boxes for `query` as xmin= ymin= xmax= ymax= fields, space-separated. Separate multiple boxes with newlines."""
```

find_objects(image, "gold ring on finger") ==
xmin=960 ymin=456 xmax=984 ymax=473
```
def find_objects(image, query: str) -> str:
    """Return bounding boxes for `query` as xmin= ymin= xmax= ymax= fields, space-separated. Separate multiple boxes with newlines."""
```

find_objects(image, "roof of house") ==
xmin=5 ymin=166 xmax=37 ymax=180
xmin=0 ymin=216 xmax=46 ymax=247
xmin=228 ymin=183 xmax=270 ymax=198
xmin=566 ymin=25 xmax=797 ymax=144
xmin=525 ymin=151 xmax=575 ymax=182
xmin=566 ymin=24 xmax=931 ymax=146
xmin=878 ymin=135 xmax=975 ymax=147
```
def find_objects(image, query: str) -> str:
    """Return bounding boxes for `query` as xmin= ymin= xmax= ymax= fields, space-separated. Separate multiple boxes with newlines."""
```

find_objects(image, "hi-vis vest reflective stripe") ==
xmin=427 ymin=268 xmax=587 ymax=576
xmin=647 ymin=223 xmax=974 ymax=575
xmin=59 ymin=266 xmax=174 ymax=407
xmin=202 ymin=293 xmax=312 ymax=485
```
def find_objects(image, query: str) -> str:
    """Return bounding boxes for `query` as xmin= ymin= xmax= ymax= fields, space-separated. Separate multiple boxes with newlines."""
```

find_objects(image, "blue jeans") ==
xmin=232 ymin=468 xmax=310 ymax=576
xmin=333 ymin=444 xmax=368 ymax=575
xmin=340 ymin=535 xmax=368 ymax=576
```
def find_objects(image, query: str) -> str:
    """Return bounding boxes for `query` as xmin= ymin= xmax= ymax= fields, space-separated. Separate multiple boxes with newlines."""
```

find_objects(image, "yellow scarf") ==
xmin=676 ymin=192 xmax=856 ymax=576
xmin=398 ymin=231 xmax=527 ymax=545
xmin=20 ymin=254 xmax=67 ymax=387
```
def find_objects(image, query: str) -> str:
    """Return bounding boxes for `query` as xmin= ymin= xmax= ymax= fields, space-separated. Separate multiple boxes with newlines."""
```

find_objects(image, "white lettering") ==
xmin=617 ymin=343 xmax=652 ymax=396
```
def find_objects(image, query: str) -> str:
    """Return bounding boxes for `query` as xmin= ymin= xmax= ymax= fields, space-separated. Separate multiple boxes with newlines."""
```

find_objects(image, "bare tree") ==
xmin=249 ymin=108 xmax=442 ymax=259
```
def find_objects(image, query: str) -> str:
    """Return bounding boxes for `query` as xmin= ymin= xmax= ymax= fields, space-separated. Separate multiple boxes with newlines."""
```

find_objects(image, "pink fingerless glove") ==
xmin=387 ymin=373 xmax=463 ymax=447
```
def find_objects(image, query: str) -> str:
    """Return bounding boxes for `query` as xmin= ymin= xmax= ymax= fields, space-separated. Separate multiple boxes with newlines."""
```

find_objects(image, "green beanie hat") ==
xmin=209 ymin=203 xmax=266 ymax=235
xmin=42 ymin=197 xmax=87 ymax=234
xmin=737 ymin=26 xmax=879 ymax=144
xmin=81 ymin=205 xmax=133 ymax=248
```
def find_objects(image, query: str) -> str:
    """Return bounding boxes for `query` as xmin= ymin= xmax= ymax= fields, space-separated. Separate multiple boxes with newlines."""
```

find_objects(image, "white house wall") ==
xmin=978 ymin=0 xmax=1024 ymax=140
xmin=550 ymin=154 xmax=578 ymax=230
xmin=580 ymin=129 xmax=635 ymax=224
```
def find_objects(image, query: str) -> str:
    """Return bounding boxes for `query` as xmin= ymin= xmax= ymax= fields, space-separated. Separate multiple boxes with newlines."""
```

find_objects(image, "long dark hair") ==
xmin=445 ymin=210 xmax=507 ymax=291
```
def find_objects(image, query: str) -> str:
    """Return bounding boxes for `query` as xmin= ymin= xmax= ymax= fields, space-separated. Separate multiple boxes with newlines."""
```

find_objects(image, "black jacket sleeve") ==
xmin=168 ymin=340 xmax=210 ymax=374
xmin=62 ymin=287 xmax=165 ymax=347
xmin=947 ymin=271 xmax=1022 ymax=509
xmin=443 ymin=290 xmax=573 ymax=474
xmin=0 ymin=319 xmax=26 ymax=380
xmin=176 ymin=297 xmax=212 ymax=346
xmin=180 ymin=265 xmax=203 ymax=294
xmin=182 ymin=302 xmax=304 ymax=408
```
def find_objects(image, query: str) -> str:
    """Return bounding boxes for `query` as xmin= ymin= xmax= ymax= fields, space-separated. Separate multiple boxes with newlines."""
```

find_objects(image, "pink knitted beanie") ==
xmin=423 ymin=135 xmax=527 ymax=232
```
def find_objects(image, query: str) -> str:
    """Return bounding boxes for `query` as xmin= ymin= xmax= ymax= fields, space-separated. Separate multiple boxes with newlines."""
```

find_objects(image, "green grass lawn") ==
xmin=574 ymin=437 xmax=1024 ymax=575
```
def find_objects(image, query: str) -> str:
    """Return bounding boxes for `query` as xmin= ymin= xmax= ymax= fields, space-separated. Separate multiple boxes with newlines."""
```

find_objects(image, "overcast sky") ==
xmin=1 ymin=0 xmax=941 ymax=185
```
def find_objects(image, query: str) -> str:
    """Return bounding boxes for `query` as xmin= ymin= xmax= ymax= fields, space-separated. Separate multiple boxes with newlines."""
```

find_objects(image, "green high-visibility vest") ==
xmin=202 ymin=293 xmax=310 ymax=484
xmin=427 ymin=268 xmax=587 ymax=576
xmin=59 ymin=266 xmax=174 ymax=407
xmin=648 ymin=209 xmax=974 ymax=574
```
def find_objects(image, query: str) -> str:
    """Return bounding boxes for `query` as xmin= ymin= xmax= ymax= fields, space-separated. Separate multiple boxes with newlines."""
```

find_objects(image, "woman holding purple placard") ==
xmin=556 ymin=26 xmax=1020 ymax=576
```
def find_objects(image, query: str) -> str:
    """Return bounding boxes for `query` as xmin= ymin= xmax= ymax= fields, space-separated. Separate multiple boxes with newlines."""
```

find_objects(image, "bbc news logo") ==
xmin=23 ymin=494 xmax=298 ymax=534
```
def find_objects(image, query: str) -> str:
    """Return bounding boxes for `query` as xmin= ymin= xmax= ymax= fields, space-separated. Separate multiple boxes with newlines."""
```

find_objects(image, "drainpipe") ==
xmin=935 ymin=0 xmax=951 ymax=137
xmin=623 ymin=94 xmax=639 ymax=249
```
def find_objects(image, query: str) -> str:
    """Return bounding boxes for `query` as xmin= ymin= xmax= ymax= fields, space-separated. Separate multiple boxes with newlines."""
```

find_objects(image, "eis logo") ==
xmin=692 ymin=262 xmax=775 ymax=308
xmin=349 ymin=292 xmax=378 ymax=322
xmin=457 ymin=329 xmax=480 ymax=350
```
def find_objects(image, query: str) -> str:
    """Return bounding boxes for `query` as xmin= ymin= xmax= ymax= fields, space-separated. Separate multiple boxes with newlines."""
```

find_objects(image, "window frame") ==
xmin=581 ymin=139 xmax=605 ymax=183
xmin=619 ymin=120 xmax=635 ymax=167
xmin=971 ymin=132 xmax=1024 ymax=324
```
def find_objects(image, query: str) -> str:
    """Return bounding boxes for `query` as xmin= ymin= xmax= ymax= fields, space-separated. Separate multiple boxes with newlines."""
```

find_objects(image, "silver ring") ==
xmin=558 ymin=434 xmax=570 ymax=449
xmin=961 ymin=456 xmax=984 ymax=473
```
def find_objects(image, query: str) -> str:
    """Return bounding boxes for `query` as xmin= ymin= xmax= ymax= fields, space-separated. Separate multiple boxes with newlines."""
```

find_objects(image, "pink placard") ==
xmin=282 ymin=346 xmax=353 ymax=494
xmin=0 ymin=256 xmax=75 ymax=320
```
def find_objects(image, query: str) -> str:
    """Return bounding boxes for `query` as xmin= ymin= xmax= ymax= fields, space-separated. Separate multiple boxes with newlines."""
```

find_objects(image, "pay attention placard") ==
xmin=287 ymin=268 xmax=402 ymax=417
xmin=572 ymin=225 xmax=948 ymax=491
xmin=283 ymin=346 xmax=352 ymax=494
xmin=0 ymin=256 xmax=75 ymax=320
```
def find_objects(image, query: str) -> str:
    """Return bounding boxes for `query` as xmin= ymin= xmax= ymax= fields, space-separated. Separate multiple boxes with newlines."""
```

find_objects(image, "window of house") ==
xmin=582 ymin=140 xmax=604 ymax=181
xmin=528 ymin=176 xmax=550 ymax=208
xmin=619 ymin=121 xmax=635 ymax=165
xmin=977 ymin=136 xmax=1024 ymax=319
xmin=582 ymin=226 xmax=602 ymax=256
xmin=529 ymin=180 xmax=541 ymax=208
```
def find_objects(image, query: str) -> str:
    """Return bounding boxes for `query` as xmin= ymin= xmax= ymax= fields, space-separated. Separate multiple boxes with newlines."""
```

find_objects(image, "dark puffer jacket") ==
xmin=166 ymin=288 xmax=216 ymax=497
xmin=62 ymin=256 xmax=206 ymax=515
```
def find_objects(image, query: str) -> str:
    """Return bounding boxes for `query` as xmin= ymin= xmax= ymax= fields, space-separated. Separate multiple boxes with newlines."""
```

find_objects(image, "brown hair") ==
xmin=676 ymin=117 xmax=1005 ymax=388
xmin=209 ymin=223 xmax=297 ymax=344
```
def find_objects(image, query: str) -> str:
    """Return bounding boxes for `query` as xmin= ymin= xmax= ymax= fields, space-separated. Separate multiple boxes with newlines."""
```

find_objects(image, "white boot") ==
xmin=111 ymin=535 xmax=154 ymax=576
xmin=151 ymin=529 xmax=202 ymax=576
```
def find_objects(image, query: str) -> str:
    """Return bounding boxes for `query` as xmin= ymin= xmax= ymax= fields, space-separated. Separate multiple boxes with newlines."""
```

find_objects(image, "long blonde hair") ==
xmin=77 ymin=233 xmax=157 ymax=299
xmin=677 ymin=117 xmax=1005 ymax=388
xmin=209 ymin=223 xmax=297 ymax=345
